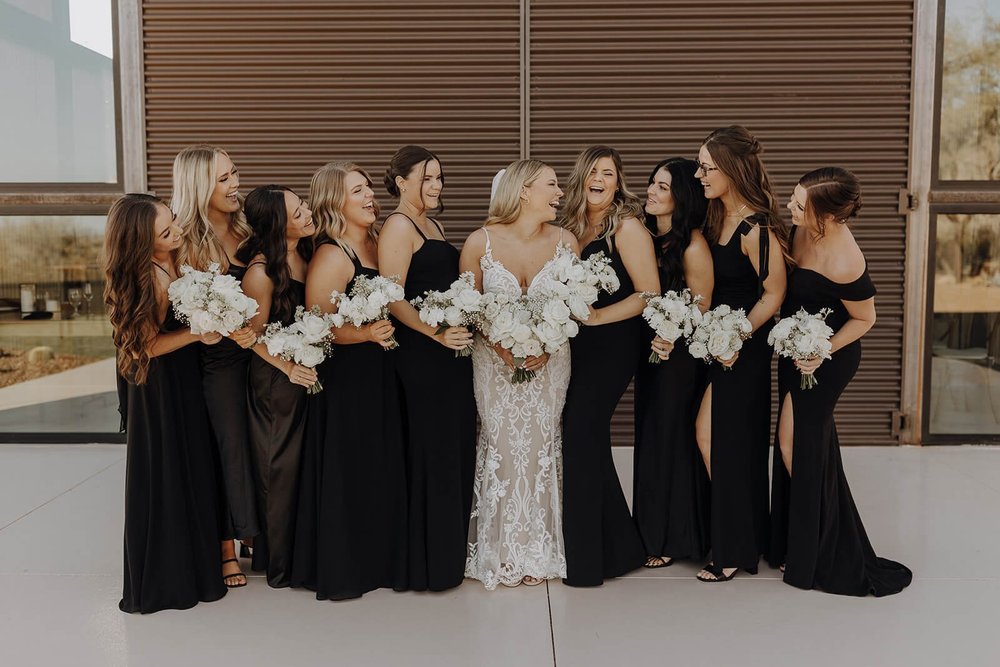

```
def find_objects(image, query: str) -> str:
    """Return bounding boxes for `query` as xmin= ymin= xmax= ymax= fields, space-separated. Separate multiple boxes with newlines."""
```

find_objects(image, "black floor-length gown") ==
xmin=632 ymin=236 xmax=711 ymax=561
xmin=393 ymin=216 xmax=476 ymax=592
xmin=119 ymin=304 xmax=227 ymax=613
xmin=201 ymin=262 xmax=260 ymax=542
xmin=247 ymin=276 xmax=309 ymax=588
xmin=767 ymin=252 xmax=912 ymax=596
xmin=562 ymin=235 xmax=647 ymax=587
xmin=703 ymin=216 xmax=776 ymax=571
xmin=291 ymin=244 xmax=408 ymax=600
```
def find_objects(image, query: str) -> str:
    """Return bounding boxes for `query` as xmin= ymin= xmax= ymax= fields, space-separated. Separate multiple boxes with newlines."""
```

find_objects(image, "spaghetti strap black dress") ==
xmin=767 ymin=247 xmax=912 ymax=596
xmin=703 ymin=215 xmax=776 ymax=572
xmin=562 ymin=235 xmax=646 ymax=587
xmin=291 ymin=242 xmax=408 ymax=600
xmin=632 ymin=235 xmax=711 ymax=562
xmin=200 ymin=261 xmax=259 ymax=542
xmin=393 ymin=216 xmax=476 ymax=592
xmin=246 ymin=272 xmax=309 ymax=588
xmin=119 ymin=283 xmax=226 ymax=613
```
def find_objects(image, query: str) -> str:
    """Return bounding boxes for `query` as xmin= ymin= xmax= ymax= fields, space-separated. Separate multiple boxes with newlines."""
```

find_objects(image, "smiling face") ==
xmin=585 ymin=156 xmax=618 ymax=212
xmin=645 ymin=167 xmax=674 ymax=217
xmin=522 ymin=166 xmax=563 ymax=222
xmin=400 ymin=159 xmax=443 ymax=211
xmin=695 ymin=144 xmax=730 ymax=201
xmin=208 ymin=152 xmax=241 ymax=215
xmin=787 ymin=184 xmax=809 ymax=227
xmin=152 ymin=202 xmax=182 ymax=254
xmin=342 ymin=170 xmax=377 ymax=227
xmin=284 ymin=190 xmax=314 ymax=240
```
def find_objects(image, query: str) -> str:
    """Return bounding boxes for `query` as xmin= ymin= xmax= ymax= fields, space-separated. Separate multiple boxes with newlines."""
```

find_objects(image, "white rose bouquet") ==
xmin=258 ymin=305 xmax=337 ymax=394
xmin=329 ymin=274 xmax=406 ymax=350
xmin=767 ymin=307 xmax=835 ymax=389
xmin=167 ymin=262 xmax=259 ymax=336
xmin=688 ymin=303 xmax=753 ymax=369
xmin=481 ymin=290 xmax=547 ymax=384
xmin=546 ymin=245 xmax=619 ymax=320
xmin=641 ymin=289 xmax=704 ymax=364
xmin=410 ymin=272 xmax=485 ymax=357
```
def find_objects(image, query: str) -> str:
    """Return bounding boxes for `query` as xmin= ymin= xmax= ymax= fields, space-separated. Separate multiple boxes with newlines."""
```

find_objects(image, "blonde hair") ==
xmin=172 ymin=144 xmax=251 ymax=271
xmin=559 ymin=146 xmax=644 ymax=249
xmin=310 ymin=161 xmax=380 ymax=247
xmin=485 ymin=160 xmax=550 ymax=226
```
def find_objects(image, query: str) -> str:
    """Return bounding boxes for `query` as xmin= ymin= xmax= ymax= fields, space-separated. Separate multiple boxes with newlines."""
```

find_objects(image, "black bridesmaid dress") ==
xmin=767 ymin=248 xmax=912 ymax=596
xmin=246 ymin=273 xmax=309 ymax=588
xmin=393 ymin=216 xmax=476 ymax=592
xmin=703 ymin=215 xmax=776 ymax=572
xmin=632 ymin=237 xmax=711 ymax=562
xmin=291 ymin=243 xmax=408 ymax=600
xmin=119 ymin=289 xmax=227 ymax=613
xmin=200 ymin=262 xmax=259 ymax=543
xmin=562 ymin=235 xmax=647 ymax=587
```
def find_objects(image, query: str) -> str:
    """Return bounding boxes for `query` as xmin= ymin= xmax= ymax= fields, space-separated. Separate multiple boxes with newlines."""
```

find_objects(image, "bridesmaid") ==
xmin=768 ymin=168 xmax=912 ymax=596
xmin=238 ymin=185 xmax=317 ymax=588
xmin=559 ymin=145 xmax=660 ymax=587
xmin=291 ymin=161 xmax=408 ymax=600
xmin=107 ymin=194 xmax=227 ymax=613
xmin=173 ymin=145 xmax=259 ymax=586
xmin=379 ymin=146 xmax=476 ymax=592
xmin=633 ymin=157 xmax=714 ymax=569
xmin=693 ymin=125 xmax=788 ymax=582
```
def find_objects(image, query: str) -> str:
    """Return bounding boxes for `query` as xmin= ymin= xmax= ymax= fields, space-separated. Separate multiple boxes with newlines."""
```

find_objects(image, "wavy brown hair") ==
xmin=559 ymin=145 xmax=645 ymax=250
xmin=701 ymin=126 xmax=791 ymax=263
xmin=799 ymin=166 xmax=864 ymax=238
xmin=103 ymin=194 xmax=164 ymax=385
xmin=172 ymin=144 xmax=252 ymax=272
xmin=310 ymin=161 xmax=380 ymax=248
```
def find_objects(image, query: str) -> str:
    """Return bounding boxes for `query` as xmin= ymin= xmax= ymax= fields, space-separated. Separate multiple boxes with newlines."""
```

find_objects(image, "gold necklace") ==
xmin=725 ymin=203 xmax=748 ymax=218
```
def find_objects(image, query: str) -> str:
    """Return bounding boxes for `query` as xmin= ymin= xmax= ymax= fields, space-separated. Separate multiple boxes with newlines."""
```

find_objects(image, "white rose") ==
xmin=444 ymin=305 xmax=464 ymax=326
xmin=298 ymin=313 xmax=332 ymax=343
xmin=219 ymin=310 xmax=243 ymax=334
xmin=688 ymin=341 xmax=709 ymax=359
xmin=542 ymin=299 xmax=572 ymax=325
xmin=707 ymin=330 xmax=733 ymax=359
xmin=188 ymin=310 xmax=217 ymax=334
xmin=294 ymin=344 xmax=326 ymax=368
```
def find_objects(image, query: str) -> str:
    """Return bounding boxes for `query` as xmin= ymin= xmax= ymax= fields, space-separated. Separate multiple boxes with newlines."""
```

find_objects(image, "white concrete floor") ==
xmin=1 ymin=444 xmax=999 ymax=667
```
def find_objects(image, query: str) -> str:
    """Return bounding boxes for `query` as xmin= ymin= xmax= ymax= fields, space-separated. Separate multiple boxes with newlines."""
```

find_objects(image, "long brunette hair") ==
xmin=701 ymin=126 xmax=790 ymax=262
xmin=238 ymin=185 xmax=314 ymax=324
xmin=645 ymin=157 xmax=707 ymax=291
xmin=103 ymin=194 xmax=164 ymax=385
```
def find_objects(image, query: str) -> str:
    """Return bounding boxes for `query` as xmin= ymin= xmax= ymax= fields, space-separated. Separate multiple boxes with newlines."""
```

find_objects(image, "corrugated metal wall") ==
xmin=143 ymin=0 xmax=522 ymax=240
xmin=530 ymin=0 xmax=913 ymax=446
xmin=143 ymin=0 xmax=913 ymax=446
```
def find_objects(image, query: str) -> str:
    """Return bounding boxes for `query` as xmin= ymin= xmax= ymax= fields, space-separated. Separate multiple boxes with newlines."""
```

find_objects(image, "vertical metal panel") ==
xmin=529 ymin=0 xmax=914 ymax=445
xmin=142 ymin=0 xmax=522 ymax=242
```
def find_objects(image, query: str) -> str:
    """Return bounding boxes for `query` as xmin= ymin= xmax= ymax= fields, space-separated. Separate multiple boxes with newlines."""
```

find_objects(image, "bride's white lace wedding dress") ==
xmin=465 ymin=229 xmax=570 ymax=589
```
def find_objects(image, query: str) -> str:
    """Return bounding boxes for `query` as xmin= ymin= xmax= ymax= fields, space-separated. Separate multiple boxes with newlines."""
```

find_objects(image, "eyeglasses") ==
xmin=696 ymin=161 xmax=719 ymax=174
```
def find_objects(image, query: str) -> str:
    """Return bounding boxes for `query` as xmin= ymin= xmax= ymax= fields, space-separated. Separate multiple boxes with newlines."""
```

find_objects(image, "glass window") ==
xmin=938 ymin=0 xmax=1000 ymax=182
xmin=929 ymin=213 xmax=1000 ymax=435
xmin=0 ymin=215 xmax=118 ymax=433
xmin=0 ymin=0 xmax=117 ymax=183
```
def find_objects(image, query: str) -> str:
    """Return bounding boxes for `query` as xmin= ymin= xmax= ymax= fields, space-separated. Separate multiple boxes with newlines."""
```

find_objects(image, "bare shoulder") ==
xmin=243 ymin=254 xmax=272 ymax=285
xmin=684 ymin=229 xmax=712 ymax=258
xmin=463 ymin=227 xmax=488 ymax=252
xmin=826 ymin=236 xmax=867 ymax=284
xmin=380 ymin=212 xmax=417 ymax=238
xmin=617 ymin=216 xmax=649 ymax=238
xmin=311 ymin=242 xmax=352 ymax=271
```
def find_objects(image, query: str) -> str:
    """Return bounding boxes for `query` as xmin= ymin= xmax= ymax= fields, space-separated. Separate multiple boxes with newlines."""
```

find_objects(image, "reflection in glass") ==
xmin=0 ymin=0 xmax=117 ymax=183
xmin=0 ymin=215 xmax=118 ymax=432
xmin=939 ymin=0 xmax=1000 ymax=181
xmin=930 ymin=214 xmax=1000 ymax=434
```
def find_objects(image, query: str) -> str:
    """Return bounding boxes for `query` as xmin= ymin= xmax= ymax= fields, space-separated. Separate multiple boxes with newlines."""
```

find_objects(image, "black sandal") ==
xmin=696 ymin=562 xmax=737 ymax=583
xmin=222 ymin=558 xmax=247 ymax=588
xmin=644 ymin=556 xmax=674 ymax=569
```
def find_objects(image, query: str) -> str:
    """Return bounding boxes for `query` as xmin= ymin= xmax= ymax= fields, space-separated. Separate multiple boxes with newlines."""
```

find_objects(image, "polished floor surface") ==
xmin=1 ymin=444 xmax=998 ymax=667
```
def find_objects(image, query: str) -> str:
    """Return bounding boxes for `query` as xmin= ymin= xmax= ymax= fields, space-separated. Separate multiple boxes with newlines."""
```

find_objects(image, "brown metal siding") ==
xmin=529 ymin=0 xmax=913 ymax=445
xmin=142 ymin=0 xmax=522 ymax=242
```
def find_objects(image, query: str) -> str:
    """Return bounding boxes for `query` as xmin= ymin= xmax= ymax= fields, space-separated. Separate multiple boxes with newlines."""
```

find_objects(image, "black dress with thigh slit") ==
xmin=703 ymin=216 xmax=776 ymax=571
xmin=291 ymin=243 xmax=408 ymax=600
xmin=632 ymin=235 xmax=711 ymax=561
xmin=246 ymin=275 xmax=309 ymax=587
xmin=394 ymin=216 xmax=476 ymax=592
xmin=767 ymin=256 xmax=912 ymax=596
xmin=119 ymin=304 xmax=226 ymax=613
xmin=200 ymin=262 xmax=260 ymax=542
xmin=562 ymin=235 xmax=647 ymax=587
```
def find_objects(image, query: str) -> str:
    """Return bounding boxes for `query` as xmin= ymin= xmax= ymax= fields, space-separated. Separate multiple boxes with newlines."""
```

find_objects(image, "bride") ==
xmin=459 ymin=160 xmax=579 ymax=589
